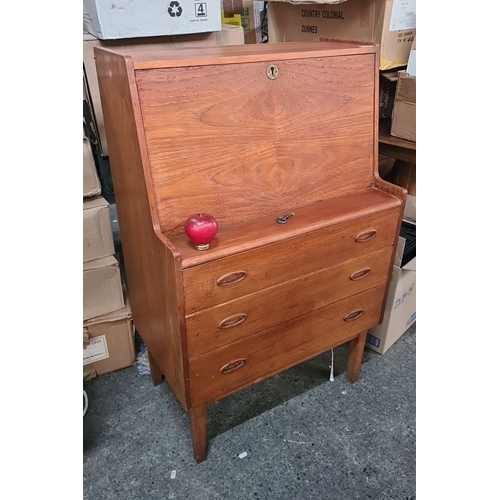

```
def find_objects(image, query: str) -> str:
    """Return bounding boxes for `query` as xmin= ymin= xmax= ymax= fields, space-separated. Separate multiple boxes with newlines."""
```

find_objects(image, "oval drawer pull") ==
xmin=219 ymin=358 xmax=247 ymax=374
xmin=218 ymin=313 xmax=247 ymax=329
xmin=355 ymin=229 xmax=377 ymax=242
xmin=349 ymin=268 xmax=371 ymax=281
xmin=216 ymin=270 xmax=247 ymax=286
xmin=343 ymin=309 xmax=364 ymax=322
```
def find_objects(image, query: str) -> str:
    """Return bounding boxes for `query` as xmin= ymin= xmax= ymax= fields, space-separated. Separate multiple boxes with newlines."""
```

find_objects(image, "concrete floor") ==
xmin=83 ymin=323 xmax=416 ymax=500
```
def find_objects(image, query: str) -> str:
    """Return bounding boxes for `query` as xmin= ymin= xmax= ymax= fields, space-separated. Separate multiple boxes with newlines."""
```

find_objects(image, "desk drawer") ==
xmin=183 ymin=208 xmax=399 ymax=314
xmin=186 ymin=248 xmax=392 ymax=358
xmin=188 ymin=284 xmax=385 ymax=406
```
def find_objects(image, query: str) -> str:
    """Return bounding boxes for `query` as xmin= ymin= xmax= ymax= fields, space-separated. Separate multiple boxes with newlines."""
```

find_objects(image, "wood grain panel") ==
xmin=172 ymin=188 xmax=401 ymax=268
xmin=182 ymin=207 xmax=400 ymax=313
xmin=94 ymin=48 xmax=189 ymax=409
xmin=135 ymin=55 xmax=376 ymax=235
xmin=189 ymin=284 xmax=386 ymax=406
xmin=186 ymin=248 xmax=393 ymax=358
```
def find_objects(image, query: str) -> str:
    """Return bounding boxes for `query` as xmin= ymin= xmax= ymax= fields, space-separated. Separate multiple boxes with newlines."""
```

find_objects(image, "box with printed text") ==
xmin=83 ymin=298 xmax=135 ymax=376
xmin=267 ymin=0 xmax=416 ymax=70
xmin=83 ymin=0 xmax=222 ymax=40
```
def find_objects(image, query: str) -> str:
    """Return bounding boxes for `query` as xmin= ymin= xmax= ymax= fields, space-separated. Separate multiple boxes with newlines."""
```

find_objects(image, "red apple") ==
xmin=184 ymin=213 xmax=218 ymax=250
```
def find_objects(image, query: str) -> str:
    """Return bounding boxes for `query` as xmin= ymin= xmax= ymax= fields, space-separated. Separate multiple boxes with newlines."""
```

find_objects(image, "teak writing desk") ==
xmin=94 ymin=41 xmax=407 ymax=463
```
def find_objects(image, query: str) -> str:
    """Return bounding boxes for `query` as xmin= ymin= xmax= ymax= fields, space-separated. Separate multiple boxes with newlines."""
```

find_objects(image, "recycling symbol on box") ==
xmin=168 ymin=1 xmax=183 ymax=17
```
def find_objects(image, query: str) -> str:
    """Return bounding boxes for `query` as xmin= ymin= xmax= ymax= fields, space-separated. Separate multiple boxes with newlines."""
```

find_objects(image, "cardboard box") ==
xmin=83 ymin=196 xmax=115 ymax=262
xmin=222 ymin=0 xmax=266 ymax=43
xmin=243 ymin=1 xmax=266 ymax=44
xmin=83 ymin=301 xmax=135 ymax=375
xmin=83 ymin=0 xmax=222 ymax=40
xmin=83 ymin=25 xmax=244 ymax=156
xmin=366 ymin=195 xmax=416 ymax=354
xmin=267 ymin=0 xmax=416 ymax=70
xmin=390 ymin=70 xmax=416 ymax=141
xmin=83 ymin=255 xmax=124 ymax=320
xmin=83 ymin=136 xmax=101 ymax=198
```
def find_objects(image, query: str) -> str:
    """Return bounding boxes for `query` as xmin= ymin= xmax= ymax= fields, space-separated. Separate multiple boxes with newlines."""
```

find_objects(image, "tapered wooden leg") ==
xmin=189 ymin=404 xmax=208 ymax=463
xmin=147 ymin=349 xmax=163 ymax=386
xmin=347 ymin=330 xmax=368 ymax=383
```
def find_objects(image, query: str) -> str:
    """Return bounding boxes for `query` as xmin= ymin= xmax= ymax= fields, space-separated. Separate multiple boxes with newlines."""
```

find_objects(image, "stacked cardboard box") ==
xmin=83 ymin=190 xmax=124 ymax=321
xmin=83 ymin=134 xmax=135 ymax=379
xmin=83 ymin=0 xmax=222 ymax=39
xmin=222 ymin=0 xmax=266 ymax=44
xmin=266 ymin=0 xmax=416 ymax=71
xmin=83 ymin=293 xmax=135 ymax=380
xmin=378 ymin=34 xmax=416 ymax=140
xmin=390 ymin=37 xmax=416 ymax=142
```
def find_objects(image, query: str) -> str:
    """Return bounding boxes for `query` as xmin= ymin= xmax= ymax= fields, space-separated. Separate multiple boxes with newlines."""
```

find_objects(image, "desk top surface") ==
xmin=94 ymin=41 xmax=378 ymax=69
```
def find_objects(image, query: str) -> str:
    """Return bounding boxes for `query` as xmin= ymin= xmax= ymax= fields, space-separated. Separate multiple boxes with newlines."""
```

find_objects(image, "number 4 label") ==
xmin=195 ymin=2 xmax=207 ymax=17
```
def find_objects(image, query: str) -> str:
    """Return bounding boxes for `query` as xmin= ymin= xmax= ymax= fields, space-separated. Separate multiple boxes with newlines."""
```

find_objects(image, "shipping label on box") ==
xmin=388 ymin=0 xmax=416 ymax=32
xmin=83 ymin=335 xmax=110 ymax=365
xmin=83 ymin=0 xmax=222 ymax=40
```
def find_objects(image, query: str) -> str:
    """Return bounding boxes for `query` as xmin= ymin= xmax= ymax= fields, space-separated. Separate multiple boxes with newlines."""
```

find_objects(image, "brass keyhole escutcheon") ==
xmin=267 ymin=64 xmax=278 ymax=80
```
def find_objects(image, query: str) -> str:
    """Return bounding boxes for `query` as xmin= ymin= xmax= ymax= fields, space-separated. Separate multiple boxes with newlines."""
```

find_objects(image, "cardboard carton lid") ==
xmin=83 ymin=301 xmax=132 ymax=325
xmin=405 ymin=256 xmax=416 ymax=272
xmin=83 ymin=196 xmax=109 ymax=211
xmin=394 ymin=232 xmax=416 ymax=272
xmin=396 ymin=70 xmax=416 ymax=103
xmin=83 ymin=284 xmax=131 ymax=325
xmin=83 ymin=254 xmax=118 ymax=271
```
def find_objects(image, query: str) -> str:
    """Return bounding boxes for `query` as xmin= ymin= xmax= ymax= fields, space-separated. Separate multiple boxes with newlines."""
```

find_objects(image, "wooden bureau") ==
xmin=94 ymin=41 xmax=407 ymax=463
